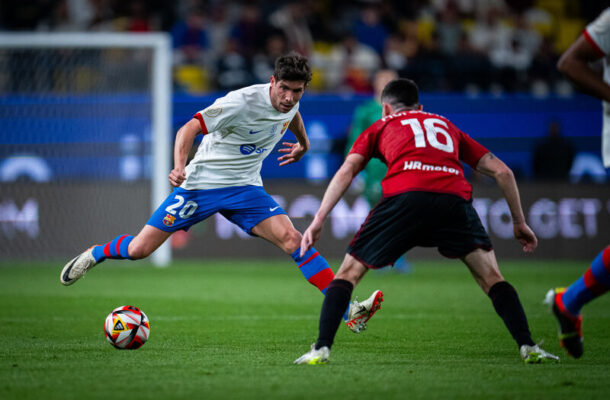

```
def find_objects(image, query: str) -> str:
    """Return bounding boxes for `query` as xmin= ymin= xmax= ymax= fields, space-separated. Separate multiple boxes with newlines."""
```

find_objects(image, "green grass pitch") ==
xmin=1 ymin=259 xmax=609 ymax=400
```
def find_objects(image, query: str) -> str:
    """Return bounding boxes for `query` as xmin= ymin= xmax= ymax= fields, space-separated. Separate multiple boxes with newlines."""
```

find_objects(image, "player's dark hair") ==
xmin=381 ymin=78 xmax=420 ymax=111
xmin=273 ymin=52 xmax=312 ymax=85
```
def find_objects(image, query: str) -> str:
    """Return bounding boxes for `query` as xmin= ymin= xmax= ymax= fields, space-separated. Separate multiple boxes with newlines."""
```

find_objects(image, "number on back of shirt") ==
xmin=401 ymin=118 xmax=454 ymax=153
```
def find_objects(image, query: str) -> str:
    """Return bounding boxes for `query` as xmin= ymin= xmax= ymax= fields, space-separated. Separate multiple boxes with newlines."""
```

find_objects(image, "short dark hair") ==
xmin=380 ymin=78 xmax=419 ymax=110
xmin=273 ymin=52 xmax=312 ymax=85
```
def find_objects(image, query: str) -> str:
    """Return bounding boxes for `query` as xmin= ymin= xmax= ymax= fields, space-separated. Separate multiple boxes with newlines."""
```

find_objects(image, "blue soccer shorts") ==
xmin=147 ymin=185 xmax=285 ymax=235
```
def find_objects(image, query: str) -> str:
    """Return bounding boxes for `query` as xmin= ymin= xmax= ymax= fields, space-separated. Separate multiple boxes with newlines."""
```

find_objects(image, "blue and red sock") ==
xmin=91 ymin=235 xmax=134 ymax=263
xmin=291 ymin=248 xmax=349 ymax=321
xmin=561 ymin=246 xmax=610 ymax=316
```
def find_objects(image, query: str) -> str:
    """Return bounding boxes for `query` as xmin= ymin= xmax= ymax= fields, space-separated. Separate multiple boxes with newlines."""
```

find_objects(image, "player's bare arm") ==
xmin=278 ymin=111 xmax=310 ymax=166
xmin=169 ymin=118 xmax=202 ymax=187
xmin=475 ymin=152 xmax=537 ymax=252
xmin=300 ymin=154 xmax=366 ymax=256
xmin=557 ymin=35 xmax=610 ymax=102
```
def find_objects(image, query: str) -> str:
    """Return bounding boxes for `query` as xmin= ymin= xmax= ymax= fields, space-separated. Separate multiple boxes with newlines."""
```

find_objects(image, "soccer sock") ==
xmin=291 ymin=248 xmax=335 ymax=294
xmin=291 ymin=248 xmax=350 ymax=321
xmin=315 ymin=279 xmax=353 ymax=350
xmin=561 ymin=246 xmax=610 ymax=316
xmin=488 ymin=281 xmax=535 ymax=347
xmin=91 ymin=235 xmax=134 ymax=263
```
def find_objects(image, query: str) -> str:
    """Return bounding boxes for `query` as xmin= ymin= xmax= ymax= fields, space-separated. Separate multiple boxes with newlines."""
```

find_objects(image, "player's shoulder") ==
xmin=212 ymin=84 xmax=270 ymax=116
xmin=588 ymin=7 xmax=610 ymax=34
xmin=218 ymin=84 xmax=267 ymax=104
xmin=595 ymin=7 xmax=610 ymax=23
xmin=230 ymin=83 xmax=269 ymax=100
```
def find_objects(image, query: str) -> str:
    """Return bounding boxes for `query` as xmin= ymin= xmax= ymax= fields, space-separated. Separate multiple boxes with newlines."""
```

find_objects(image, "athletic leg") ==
xmin=90 ymin=225 xmax=170 ymax=263
xmin=561 ymin=246 xmax=610 ymax=316
xmin=294 ymin=254 xmax=370 ymax=364
xmin=461 ymin=249 xmax=559 ymax=362
xmin=60 ymin=224 xmax=171 ymax=286
xmin=252 ymin=214 xmax=335 ymax=294
xmin=461 ymin=248 xmax=535 ymax=347
xmin=544 ymin=245 xmax=610 ymax=358
xmin=316 ymin=254 xmax=370 ymax=348
xmin=252 ymin=214 xmax=380 ymax=328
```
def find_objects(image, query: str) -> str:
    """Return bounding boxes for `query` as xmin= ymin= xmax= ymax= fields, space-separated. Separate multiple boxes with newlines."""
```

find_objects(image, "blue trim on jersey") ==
xmin=147 ymin=186 xmax=285 ymax=235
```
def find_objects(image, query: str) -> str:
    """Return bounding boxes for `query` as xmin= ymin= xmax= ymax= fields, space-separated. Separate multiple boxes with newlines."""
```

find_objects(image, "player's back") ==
xmin=349 ymin=110 xmax=489 ymax=200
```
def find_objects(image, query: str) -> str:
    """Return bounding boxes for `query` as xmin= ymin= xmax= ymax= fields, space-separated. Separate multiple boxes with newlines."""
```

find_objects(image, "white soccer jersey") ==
xmin=182 ymin=83 xmax=298 ymax=189
xmin=585 ymin=7 xmax=610 ymax=167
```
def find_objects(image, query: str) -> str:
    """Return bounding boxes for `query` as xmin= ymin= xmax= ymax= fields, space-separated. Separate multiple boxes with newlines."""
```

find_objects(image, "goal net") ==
xmin=0 ymin=33 xmax=172 ymax=266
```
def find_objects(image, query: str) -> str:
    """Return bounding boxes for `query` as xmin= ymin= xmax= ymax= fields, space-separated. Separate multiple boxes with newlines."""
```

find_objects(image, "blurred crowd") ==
xmin=1 ymin=0 xmax=608 ymax=95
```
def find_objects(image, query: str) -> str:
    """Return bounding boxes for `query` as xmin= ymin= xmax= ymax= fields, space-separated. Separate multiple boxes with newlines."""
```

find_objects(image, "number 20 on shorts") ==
xmin=165 ymin=195 xmax=198 ymax=218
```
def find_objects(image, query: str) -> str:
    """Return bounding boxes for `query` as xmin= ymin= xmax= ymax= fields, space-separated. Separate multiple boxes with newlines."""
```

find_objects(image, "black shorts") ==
xmin=347 ymin=191 xmax=493 ymax=269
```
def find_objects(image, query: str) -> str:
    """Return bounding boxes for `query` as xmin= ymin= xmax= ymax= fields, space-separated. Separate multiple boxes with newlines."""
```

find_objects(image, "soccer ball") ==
xmin=104 ymin=305 xmax=150 ymax=350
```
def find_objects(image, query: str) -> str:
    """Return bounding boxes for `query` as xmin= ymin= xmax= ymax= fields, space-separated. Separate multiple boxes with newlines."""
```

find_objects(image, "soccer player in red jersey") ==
xmin=294 ymin=78 xmax=558 ymax=365
xmin=543 ymin=7 xmax=610 ymax=359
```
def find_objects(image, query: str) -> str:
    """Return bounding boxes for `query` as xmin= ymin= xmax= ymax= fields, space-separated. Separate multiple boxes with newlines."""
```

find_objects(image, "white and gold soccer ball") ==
xmin=104 ymin=305 xmax=150 ymax=350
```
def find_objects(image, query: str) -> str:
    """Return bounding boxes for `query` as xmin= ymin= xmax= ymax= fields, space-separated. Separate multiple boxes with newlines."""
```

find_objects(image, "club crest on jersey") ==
xmin=204 ymin=107 xmax=222 ymax=117
xmin=163 ymin=213 xmax=176 ymax=227
xmin=281 ymin=121 xmax=290 ymax=133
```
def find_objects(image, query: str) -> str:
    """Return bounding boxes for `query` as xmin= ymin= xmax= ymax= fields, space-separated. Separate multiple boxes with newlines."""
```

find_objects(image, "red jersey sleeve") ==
xmin=458 ymin=129 xmax=489 ymax=169
xmin=348 ymin=121 xmax=382 ymax=162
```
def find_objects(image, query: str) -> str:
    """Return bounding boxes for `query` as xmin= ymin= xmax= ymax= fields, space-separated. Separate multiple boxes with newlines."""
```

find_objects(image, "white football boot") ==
xmin=294 ymin=344 xmax=330 ymax=365
xmin=520 ymin=343 xmax=560 ymax=364
xmin=346 ymin=290 xmax=384 ymax=333
xmin=60 ymin=248 xmax=97 ymax=286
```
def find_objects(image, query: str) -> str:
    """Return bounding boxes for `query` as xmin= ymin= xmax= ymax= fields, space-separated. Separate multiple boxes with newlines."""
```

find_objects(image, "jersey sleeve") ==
xmin=584 ymin=7 xmax=610 ymax=57
xmin=457 ymin=128 xmax=490 ymax=169
xmin=193 ymin=94 xmax=242 ymax=135
xmin=347 ymin=122 xmax=380 ymax=162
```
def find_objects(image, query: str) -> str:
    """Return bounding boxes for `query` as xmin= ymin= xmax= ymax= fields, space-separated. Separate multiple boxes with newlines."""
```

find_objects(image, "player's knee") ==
xmin=480 ymin=270 xmax=504 ymax=294
xmin=281 ymin=228 xmax=302 ymax=254
xmin=127 ymin=240 xmax=151 ymax=260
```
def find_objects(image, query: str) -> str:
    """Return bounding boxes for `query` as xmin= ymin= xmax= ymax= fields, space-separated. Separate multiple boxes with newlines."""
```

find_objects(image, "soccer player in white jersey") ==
xmin=60 ymin=52 xmax=383 ymax=333
xmin=544 ymin=7 xmax=610 ymax=358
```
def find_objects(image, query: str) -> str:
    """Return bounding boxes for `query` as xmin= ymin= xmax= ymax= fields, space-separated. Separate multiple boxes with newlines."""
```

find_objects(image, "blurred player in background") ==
xmin=346 ymin=69 xmax=410 ymax=273
xmin=60 ymin=52 xmax=382 ymax=333
xmin=545 ymin=7 xmax=610 ymax=358
xmin=295 ymin=78 xmax=558 ymax=365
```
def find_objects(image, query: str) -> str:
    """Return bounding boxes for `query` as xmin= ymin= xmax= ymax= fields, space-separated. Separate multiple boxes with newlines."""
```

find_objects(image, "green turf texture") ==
xmin=1 ymin=259 xmax=608 ymax=400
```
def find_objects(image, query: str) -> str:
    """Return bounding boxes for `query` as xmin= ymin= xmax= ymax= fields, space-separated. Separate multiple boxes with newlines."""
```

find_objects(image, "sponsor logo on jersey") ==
xmin=249 ymin=129 xmax=263 ymax=135
xmin=163 ymin=213 xmax=176 ymax=226
xmin=240 ymin=144 xmax=268 ymax=155
xmin=204 ymin=107 xmax=222 ymax=117
xmin=403 ymin=160 xmax=459 ymax=175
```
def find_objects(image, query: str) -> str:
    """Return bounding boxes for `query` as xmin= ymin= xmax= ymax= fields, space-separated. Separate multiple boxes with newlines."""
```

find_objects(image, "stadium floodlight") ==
xmin=0 ymin=33 xmax=172 ymax=266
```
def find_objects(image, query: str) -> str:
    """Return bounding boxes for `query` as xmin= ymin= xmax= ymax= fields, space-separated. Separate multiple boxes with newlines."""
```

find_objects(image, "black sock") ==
xmin=315 ymin=279 xmax=353 ymax=350
xmin=488 ymin=281 xmax=535 ymax=347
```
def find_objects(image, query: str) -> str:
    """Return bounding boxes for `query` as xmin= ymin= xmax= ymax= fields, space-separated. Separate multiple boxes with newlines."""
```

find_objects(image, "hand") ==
xmin=300 ymin=217 xmax=324 ymax=257
xmin=169 ymin=167 xmax=186 ymax=187
xmin=513 ymin=222 xmax=538 ymax=253
xmin=277 ymin=142 xmax=306 ymax=166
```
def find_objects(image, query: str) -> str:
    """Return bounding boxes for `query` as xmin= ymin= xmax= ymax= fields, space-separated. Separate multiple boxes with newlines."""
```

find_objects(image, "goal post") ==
xmin=0 ymin=33 xmax=172 ymax=266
